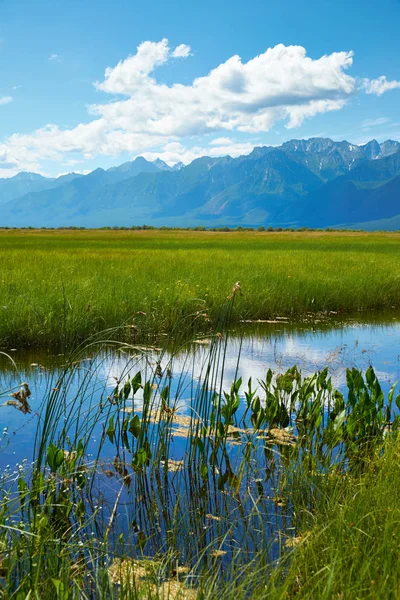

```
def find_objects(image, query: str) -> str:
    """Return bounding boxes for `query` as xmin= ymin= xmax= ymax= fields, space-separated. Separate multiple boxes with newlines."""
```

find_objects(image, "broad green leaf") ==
xmin=47 ymin=443 xmax=64 ymax=473
xmin=334 ymin=409 xmax=346 ymax=431
xmin=129 ymin=414 xmax=141 ymax=438
xmin=131 ymin=372 xmax=142 ymax=395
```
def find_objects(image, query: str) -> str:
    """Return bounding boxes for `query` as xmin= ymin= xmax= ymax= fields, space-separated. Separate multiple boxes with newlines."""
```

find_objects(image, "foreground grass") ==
xmin=1 ymin=229 xmax=400 ymax=348
xmin=268 ymin=441 xmax=400 ymax=599
xmin=3 ymin=440 xmax=399 ymax=598
xmin=209 ymin=441 xmax=400 ymax=600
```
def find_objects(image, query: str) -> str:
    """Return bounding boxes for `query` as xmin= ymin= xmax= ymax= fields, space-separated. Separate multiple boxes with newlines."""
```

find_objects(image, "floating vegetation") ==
xmin=261 ymin=427 xmax=297 ymax=446
xmin=240 ymin=319 xmax=288 ymax=324
xmin=108 ymin=558 xmax=197 ymax=599
xmin=192 ymin=338 xmax=212 ymax=345
xmin=205 ymin=514 xmax=221 ymax=522
xmin=2 ymin=382 xmax=32 ymax=413
xmin=284 ymin=534 xmax=307 ymax=549
xmin=210 ymin=550 xmax=227 ymax=558
xmin=160 ymin=459 xmax=184 ymax=472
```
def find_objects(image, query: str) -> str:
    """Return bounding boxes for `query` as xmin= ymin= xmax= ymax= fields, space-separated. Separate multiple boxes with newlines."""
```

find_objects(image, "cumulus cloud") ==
xmin=0 ymin=39 xmax=397 ymax=176
xmin=171 ymin=44 xmax=191 ymax=58
xmin=363 ymin=76 xmax=400 ymax=96
xmin=49 ymin=53 xmax=61 ymax=62
xmin=92 ymin=42 xmax=355 ymax=137
xmin=95 ymin=39 xmax=171 ymax=95
xmin=0 ymin=96 xmax=12 ymax=105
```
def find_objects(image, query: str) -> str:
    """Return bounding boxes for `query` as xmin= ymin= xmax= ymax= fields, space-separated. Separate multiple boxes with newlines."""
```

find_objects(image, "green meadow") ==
xmin=1 ymin=229 xmax=400 ymax=349
xmin=1 ymin=230 xmax=400 ymax=598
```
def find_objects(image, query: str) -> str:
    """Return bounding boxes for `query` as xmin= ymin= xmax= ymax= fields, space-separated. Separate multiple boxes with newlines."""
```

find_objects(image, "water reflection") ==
xmin=1 ymin=316 xmax=400 ymax=568
xmin=1 ymin=317 xmax=400 ymax=470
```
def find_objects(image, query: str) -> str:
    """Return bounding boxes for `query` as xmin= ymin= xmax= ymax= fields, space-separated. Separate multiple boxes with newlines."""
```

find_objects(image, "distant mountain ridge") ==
xmin=0 ymin=171 xmax=84 ymax=206
xmin=0 ymin=138 xmax=399 ymax=229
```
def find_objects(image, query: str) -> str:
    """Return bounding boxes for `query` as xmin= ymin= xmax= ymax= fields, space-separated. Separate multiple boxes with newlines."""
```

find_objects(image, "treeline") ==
xmin=0 ymin=224 xmax=379 ymax=233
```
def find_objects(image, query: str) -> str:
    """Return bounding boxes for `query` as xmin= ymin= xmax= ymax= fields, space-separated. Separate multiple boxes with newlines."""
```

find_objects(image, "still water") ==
xmin=1 ymin=315 xmax=400 ymax=470
xmin=0 ymin=315 xmax=400 ymax=564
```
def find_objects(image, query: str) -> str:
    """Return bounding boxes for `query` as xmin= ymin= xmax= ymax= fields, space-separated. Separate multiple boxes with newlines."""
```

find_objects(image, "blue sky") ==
xmin=0 ymin=0 xmax=399 ymax=177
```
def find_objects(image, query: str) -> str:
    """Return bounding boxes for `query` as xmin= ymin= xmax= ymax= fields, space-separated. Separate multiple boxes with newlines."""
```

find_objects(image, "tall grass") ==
xmin=200 ymin=439 xmax=400 ymax=600
xmin=1 ymin=293 xmax=400 ymax=598
xmin=1 ymin=229 xmax=400 ymax=349
xmin=256 ymin=439 xmax=400 ymax=599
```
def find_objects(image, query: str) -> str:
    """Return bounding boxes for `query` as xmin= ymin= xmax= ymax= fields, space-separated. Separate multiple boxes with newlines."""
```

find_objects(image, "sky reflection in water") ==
xmin=1 ymin=318 xmax=400 ymax=471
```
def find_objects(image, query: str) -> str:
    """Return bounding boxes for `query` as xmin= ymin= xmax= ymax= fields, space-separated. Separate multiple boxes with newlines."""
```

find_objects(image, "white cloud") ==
xmin=361 ymin=116 xmax=390 ymax=129
xmin=141 ymin=140 xmax=259 ymax=165
xmin=363 ymin=76 xmax=400 ymax=96
xmin=92 ymin=42 xmax=355 ymax=137
xmin=95 ymin=39 xmax=171 ymax=95
xmin=55 ymin=168 xmax=91 ymax=177
xmin=210 ymin=137 xmax=237 ymax=146
xmin=171 ymin=44 xmax=191 ymax=58
xmin=0 ymin=39 xmax=396 ymax=176
xmin=49 ymin=53 xmax=61 ymax=62
xmin=0 ymin=96 xmax=12 ymax=105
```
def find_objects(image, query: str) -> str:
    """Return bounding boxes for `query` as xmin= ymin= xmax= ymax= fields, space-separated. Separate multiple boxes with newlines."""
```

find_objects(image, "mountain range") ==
xmin=0 ymin=138 xmax=399 ymax=229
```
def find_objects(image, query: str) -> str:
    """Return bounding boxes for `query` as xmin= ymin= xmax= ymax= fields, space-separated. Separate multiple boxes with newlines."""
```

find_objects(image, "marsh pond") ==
xmin=1 ymin=314 xmax=399 ymax=573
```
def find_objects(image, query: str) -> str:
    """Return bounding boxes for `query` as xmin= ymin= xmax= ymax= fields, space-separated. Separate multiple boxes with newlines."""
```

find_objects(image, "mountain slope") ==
xmin=281 ymin=138 xmax=400 ymax=181
xmin=1 ymin=138 xmax=400 ymax=229
xmin=106 ymin=157 xmax=162 ymax=182
xmin=0 ymin=171 xmax=83 ymax=206
xmin=184 ymin=149 xmax=321 ymax=222
xmin=299 ymin=173 xmax=400 ymax=227
xmin=0 ymin=157 xmax=166 ymax=225
xmin=344 ymin=148 xmax=400 ymax=184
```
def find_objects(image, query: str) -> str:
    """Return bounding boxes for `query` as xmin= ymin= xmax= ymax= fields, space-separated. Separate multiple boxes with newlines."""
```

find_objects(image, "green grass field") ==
xmin=1 ymin=229 xmax=400 ymax=348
